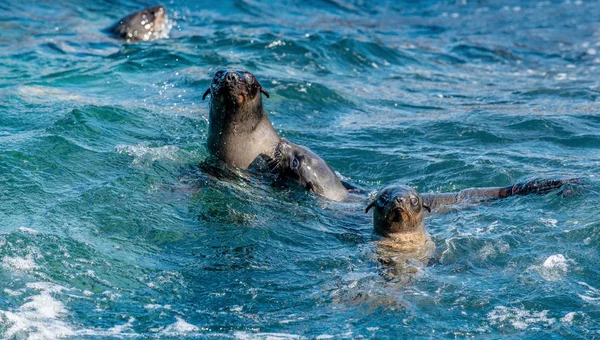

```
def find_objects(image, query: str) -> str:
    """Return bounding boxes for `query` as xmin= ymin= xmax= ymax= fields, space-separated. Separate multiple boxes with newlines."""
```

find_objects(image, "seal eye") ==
xmin=291 ymin=157 xmax=300 ymax=169
xmin=410 ymin=197 xmax=419 ymax=206
xmin=244 ymin=73 xmax=255 ymax=85
xmin=376 ymin=194 xmax=389 ymax=207
xmin=213 ymin=71 xmax=224 ymax=82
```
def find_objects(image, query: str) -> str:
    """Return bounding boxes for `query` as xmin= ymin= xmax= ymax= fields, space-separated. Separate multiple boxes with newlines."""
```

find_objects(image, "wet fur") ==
xmin=270 ymin=139 xmax=349 ymax=201
xmin=204 ymin=70 xmax=280 ymax=169
xmin=108 ymin=6 xmax=170 ymax=42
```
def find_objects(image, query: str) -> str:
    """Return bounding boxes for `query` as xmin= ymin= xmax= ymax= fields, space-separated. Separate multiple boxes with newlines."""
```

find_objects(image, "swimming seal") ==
xmin=366 ymin=178 xmax=581 ymax=240
xmin=365 ymin=185 xmax=436 ymax=272
xmin=108 ymin=6 xmax=170 ymax=42
xmin=270 ymin=138 xmax=349 ymax=201
xmin=203 ymin=70 xmax=279 ymax=169
xmin=365 ymin=179 xmax=580 ymax=273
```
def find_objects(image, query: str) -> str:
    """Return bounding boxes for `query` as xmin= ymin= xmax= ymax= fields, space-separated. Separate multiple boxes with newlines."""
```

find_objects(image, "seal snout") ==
xmin=385 ymin=197 xmax=407 ymax=221
xmin=224 ymin=71 xmax=241 ymax=85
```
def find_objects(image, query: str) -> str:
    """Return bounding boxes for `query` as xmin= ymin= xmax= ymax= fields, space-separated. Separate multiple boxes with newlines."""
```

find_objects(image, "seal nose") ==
xmin=225 ymin=72 xmax=240 ymax=84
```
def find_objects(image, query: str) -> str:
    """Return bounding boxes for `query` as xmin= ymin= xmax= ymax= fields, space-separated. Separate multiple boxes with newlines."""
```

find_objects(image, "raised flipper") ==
xmin=422 ymin=178 xmax=582 ymax=211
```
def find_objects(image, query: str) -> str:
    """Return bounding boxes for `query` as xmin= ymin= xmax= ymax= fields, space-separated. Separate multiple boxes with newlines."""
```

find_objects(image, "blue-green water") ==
xmin=1 ymin=0 xmax=600 ymax=338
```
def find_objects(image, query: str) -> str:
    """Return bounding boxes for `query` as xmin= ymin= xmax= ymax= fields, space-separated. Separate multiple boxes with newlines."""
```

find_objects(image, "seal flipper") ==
xmin=341 ymin=180 xmax=370 ymax=195
xmin=422 ymin=177 xmax=582 ymax=211
xmin=508 ymin=178 xmax=584 ymax=196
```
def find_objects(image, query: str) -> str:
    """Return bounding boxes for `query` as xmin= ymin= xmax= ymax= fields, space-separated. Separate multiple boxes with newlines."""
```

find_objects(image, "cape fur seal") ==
xmin=364 ymin=179 xmax=580 ymax=273
xmin=203 ymin=70 xmax=279 ymax=169
xmin=270 ymin=138 xmax=349 ymax=201
xmin=366 ymin=178 xmax=581 ymax=247
xmin=107 ymin=6 xmax=170 ymax=42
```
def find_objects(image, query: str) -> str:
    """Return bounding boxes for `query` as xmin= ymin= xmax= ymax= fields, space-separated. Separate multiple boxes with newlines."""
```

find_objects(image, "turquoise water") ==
xmin=1 ymin=0 xmax=600 ymax=338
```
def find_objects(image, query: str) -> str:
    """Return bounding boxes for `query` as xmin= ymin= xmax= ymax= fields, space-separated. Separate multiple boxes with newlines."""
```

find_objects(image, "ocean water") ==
xmin=1 ymin=0 xmax=599 ymax=338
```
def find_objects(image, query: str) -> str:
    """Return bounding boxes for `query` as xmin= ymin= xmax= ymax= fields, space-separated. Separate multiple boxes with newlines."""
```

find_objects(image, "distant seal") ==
xmin=203 ymin=70 xmax=279 ymax=169
xmin=270 ymin=138 xmax=349 ymax=201
xmin=107 ymin=6 xmax=170 ymax=42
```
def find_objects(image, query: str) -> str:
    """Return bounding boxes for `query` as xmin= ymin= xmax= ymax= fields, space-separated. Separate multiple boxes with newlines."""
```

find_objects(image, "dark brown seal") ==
xmin=270 ymin=138 xmax=349 ymax=201
xmin=107 ymin=6 xmax=170 ymax=42
xmin=202 ymin=70 xmax=279 ymax=169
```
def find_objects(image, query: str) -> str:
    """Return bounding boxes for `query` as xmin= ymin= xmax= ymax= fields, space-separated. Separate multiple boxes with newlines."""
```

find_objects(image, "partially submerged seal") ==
xmin=107 ymin=6 xmax=170 ymax=42
xmin=203 ymin=70 xmax=279 ymax=169
xmin=270 ymin=138 xmax=349 ymax=201
xmin=366 ymin=178 xmax=581 ymax=252
xmin=365 ymin=185 xmax=436 ymax=272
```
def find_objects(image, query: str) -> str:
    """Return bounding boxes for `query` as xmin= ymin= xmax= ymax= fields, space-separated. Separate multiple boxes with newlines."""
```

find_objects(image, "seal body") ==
xmin=271 ymin=138 xmax=349 ymax=201
xmin=108 ymin=6 xmax=170 ymax=42
xmin=204 ymin=70 xmax=279 ymax=169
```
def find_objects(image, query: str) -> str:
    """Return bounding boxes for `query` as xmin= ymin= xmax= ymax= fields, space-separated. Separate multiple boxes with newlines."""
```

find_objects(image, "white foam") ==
xmin=115 ymin=143 xmax=180 ymax=167
xmin=577 ymin=281 xmax=600 ymax=303
xmin=487 ymin=306 xmax=555 ymax=330
xmin=107 ymin=317 xmax=135 ymax=335
xmin=537 ymin=254 xmax=571 ymax=281
xmin=158 ymin=317 xmax=200 ymax=336
xmin=234 ymin=331 xmax=301 ymax=339
xmin=477 ymin=242 xmax=510 ymax=261
xmin=144 ymin=304 xmax=171 ymax=310
xmin=540 ymin=218 xmax=558 ymax=227
xmin=4 ymin=288 xmax=23 ymax=296
xmin=0 ymin=282 xmax=75 ymax=339
xmin=266 ymin=40 xmax=286 ymax=49
xmin=17 ymin=227 xmax=38 ymax=234
xmin=2 ymin=254 xmax=40 ymax=272
xmin=560 ymin=312 xmax=578 ymax=324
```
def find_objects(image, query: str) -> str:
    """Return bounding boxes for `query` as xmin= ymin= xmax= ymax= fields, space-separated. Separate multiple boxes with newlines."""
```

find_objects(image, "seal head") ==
xmin=108 ymin=6 xmax=170 ymax=42
xmin=203 ymin=70 xmax=279 ymax=169
xmin=367 ymin=185 xmax=435 ymax=275
xmin=271 ymin=138 xmax=348 ymax=201
xmin=366 ymin=185 xmax=431 ymax=237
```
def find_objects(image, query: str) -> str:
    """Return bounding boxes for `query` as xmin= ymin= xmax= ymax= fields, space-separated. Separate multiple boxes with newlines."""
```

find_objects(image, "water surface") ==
xmin=1 ymin=0 xmax=599 ymax=338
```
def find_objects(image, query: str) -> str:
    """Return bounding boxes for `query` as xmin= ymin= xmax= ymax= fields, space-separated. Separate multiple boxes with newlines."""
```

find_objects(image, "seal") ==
xmin=365 ymin=179 xmax=581 ymax=274
xmin=365 ymin=185 xmax=435 ymax=274
xmin=366 ymin=185 xmax=431 ymax=239
xmin=270 ymin=138 xmax=349 ymax=201
xmin=107 ymin=6 xmax=170 ymax=42
xmin=366 ymin=178 xmax=581 ymax=243
xmin=202 ymin=70 xmax=279 ymax=169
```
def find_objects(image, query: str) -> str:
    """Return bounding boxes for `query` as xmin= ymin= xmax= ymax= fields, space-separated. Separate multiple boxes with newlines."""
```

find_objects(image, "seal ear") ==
xmin=202 ymin=88 xmax=211 ymax=100
xmin=422 ymin=203 xmax=431 ymax=213
xmin=365 ymin=201 xmax=376 ymax=213
xmin=260 ymin=88 xmax=270 ymax=98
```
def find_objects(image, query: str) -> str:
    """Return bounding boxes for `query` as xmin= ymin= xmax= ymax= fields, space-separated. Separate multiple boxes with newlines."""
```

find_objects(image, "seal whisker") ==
xmin=202 ymin=88 xmax=211 ymax=100
xmin=260 ymin=87 xmax=270 ymax=98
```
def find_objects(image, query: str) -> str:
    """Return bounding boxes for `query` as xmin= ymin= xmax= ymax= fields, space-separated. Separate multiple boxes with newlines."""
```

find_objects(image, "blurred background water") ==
xmin=1 ymin=0 xmax=599 ymax=338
